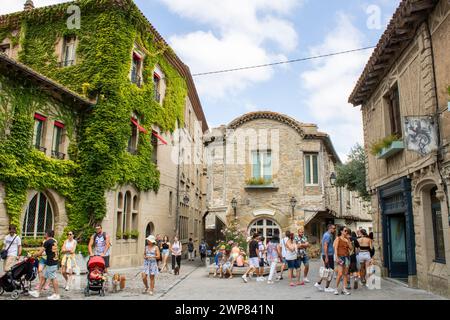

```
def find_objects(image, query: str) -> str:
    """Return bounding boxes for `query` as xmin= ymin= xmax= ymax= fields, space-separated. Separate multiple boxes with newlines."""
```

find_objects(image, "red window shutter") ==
xmin=153 ymin=72 xmax=161 ymax=80
xmin=54 ymin=121 xmax=65 ymax=129
xmin=34 ymin=113 xmax=47 ymax=121
xmin=152 ymin=131 xmax=168 ymax=145
xmin=131 ymin=117 xmax=148 ymax=134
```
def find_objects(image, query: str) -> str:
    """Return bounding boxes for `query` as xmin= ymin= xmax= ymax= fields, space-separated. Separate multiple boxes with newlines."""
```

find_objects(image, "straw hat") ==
xmin=146 ymin=235 xmax=157 ymax=243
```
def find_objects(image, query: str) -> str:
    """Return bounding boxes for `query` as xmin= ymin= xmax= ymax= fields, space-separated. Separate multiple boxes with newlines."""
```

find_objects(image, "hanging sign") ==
xmin=404 ymin=116 xmax=438 ymax=156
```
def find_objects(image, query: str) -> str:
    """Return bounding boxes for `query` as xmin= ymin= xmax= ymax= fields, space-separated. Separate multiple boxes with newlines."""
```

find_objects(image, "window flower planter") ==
xmin=377 ymin=140 xmax=404 ymax=159
xmin=245 ymin=184 xmax=279 ymax=190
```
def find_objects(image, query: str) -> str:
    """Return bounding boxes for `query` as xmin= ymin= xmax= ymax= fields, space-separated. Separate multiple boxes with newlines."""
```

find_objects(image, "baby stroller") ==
xmin=0 ymin=257 xmax=37 ymax=300
xmin=84 ymin=256 xmax=107 ymax=297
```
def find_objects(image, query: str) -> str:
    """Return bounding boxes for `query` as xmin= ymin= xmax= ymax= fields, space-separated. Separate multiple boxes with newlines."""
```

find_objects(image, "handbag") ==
xmin=1 ymin=235 xmax=18 ymax=260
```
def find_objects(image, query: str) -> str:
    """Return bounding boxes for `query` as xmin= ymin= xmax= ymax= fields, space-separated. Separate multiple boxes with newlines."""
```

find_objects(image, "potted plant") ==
xmin=116 ymin=231 xmax=123 ymax=240
xmin=130 ymin=230 xmax=139 ymax=240
xmin=245 ymin=177 xmax=273 ymax=186
xmin=370 ymin=134 xmax=404 ymax=159
xmin=122 ymin=232 xmax=130 ymax=240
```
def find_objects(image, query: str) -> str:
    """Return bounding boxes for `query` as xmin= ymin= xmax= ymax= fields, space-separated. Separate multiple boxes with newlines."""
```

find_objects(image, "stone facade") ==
xmin=350 ymin=0 xmax=450 ymax=297
xmin=204 ymin=112 xmax=372 ymax=245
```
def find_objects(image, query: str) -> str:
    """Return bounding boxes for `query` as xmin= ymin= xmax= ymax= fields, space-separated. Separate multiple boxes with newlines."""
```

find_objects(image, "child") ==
xmin=221 ymin=250 xmax=233 ymax=279
xmin=213 ymin=246 xmax=225 ymax=277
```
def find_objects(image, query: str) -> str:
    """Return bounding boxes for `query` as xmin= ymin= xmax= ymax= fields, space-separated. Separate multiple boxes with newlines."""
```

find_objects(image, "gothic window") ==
xmin=22 ymin=192 xmax=54 ymax=238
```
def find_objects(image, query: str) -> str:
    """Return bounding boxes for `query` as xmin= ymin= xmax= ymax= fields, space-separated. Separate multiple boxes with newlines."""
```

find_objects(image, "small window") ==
xmin=51 ymin=121 xmax=65 ymax=160
xmin=131 ymin=52 xmax=143 ymax=87
xmin=61 ymin=36 xmax=76 ymax=67
xmin=154 ymin=73 xmax=161 ymax=102
xmin=151 ymin=131 xmax=158 ymax=164
xmin=386 ymin=84 xmax=402 ymax=138
xmin=0 ymin=43 xmax=11 ymax=56
xmin=305 ymin=153 xmax=319 ymax=185
xmin=431 ymin=187 xmax=446 ymax=263
xmin=33 ymin=113 xmax=46 ymax=152
xmin=128 ymin=121 xmax=138 ymax=155
xmin=251 ymin=150 xmax=272 ymax=180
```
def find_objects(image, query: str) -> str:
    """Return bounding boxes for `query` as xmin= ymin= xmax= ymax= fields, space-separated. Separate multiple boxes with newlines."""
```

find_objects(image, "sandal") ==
xmin=290 ymin=282 xmax=296 ymax=287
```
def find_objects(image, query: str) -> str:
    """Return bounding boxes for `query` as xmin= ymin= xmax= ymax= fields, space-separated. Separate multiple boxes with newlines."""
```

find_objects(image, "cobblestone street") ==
xmin=1 ymin=259 xmax=446 ymax=300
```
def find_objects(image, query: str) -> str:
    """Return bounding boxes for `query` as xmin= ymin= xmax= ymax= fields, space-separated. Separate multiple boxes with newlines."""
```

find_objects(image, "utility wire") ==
xmin=191 ymin=46 xmax=376 ymax=77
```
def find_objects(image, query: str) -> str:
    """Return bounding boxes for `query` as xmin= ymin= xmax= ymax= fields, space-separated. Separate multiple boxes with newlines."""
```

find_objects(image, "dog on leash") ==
xmin=174 ymin=266 xmax=180 ymax=275
xmin=112 ymin=274 xmax=126 ymax=293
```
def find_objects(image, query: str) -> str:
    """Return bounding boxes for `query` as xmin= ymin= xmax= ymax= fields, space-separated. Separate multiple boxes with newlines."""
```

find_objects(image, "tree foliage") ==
xmin=335 ymin=144 xmax=370 ymax=201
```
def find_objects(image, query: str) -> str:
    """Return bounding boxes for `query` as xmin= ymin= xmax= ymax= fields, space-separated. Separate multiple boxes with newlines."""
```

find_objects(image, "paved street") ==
xmin=0 ymin=259 xmax=445 ymax=300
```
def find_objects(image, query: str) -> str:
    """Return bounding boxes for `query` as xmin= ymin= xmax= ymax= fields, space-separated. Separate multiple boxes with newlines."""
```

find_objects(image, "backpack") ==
xmin=200 ymin=243 xmax=206 ymax=254
xmin=188 ymin=242 xmax=194 ymax=252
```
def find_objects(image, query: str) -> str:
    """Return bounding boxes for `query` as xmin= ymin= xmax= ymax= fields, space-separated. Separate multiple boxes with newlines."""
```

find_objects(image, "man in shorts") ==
xmin=314 ymin=224 xmax=336 ymax=293
xmin=242 ymin=233 xmax=260 ymax=283
xmin=295 ymin=227 xmax=310 ymax=285
xmin=2 ymin=225 xmax=22 ymax=274
xmin=88 ymin=224 xmax=111 ymax=273
xmin=29 ymin=230 xmax=60 ymax=300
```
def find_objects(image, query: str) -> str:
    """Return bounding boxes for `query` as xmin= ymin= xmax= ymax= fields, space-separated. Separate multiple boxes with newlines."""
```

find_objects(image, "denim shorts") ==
xmin=162 ymin=249 xmax=170 ymax=256
xmin=249 ymin=257 xmax=259 ymax=268
xmin=337 ymin=256 xmax=351 ymax=268
xmin=44 ymin=265 xmax=58 ymax=280
xmin=286 ymin=259 xmax=300 ymax=270
xmin=297 ymin=254 xmax=309 ymax=266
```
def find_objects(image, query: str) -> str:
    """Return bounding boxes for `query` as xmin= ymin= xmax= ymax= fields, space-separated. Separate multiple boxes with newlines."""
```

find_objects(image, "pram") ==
xmin=0 ymin=257 xmax=37 ymax=300
xmin=84 ymin=256 xmax=107 ymax=297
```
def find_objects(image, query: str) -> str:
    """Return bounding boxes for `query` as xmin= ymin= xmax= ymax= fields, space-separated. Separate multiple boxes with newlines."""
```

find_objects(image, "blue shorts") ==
xmin=286 ymin=259 xmax=300 ymax=270
xmin=44 ymin=265 xmax=58 ymax=280
xmin=337 ymin=256 xmax=350 ymax=268
xmin=297 ymin=254 xmax=309 ymax=266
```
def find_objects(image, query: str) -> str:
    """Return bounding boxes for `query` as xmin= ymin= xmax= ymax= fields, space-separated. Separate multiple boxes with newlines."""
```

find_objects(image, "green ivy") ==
xmin=0 ymin=0 xmax=187 ymax=242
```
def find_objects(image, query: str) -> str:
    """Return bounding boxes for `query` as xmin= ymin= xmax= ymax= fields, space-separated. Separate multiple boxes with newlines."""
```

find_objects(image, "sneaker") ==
xmin=267 ymin=280 xmax=274 ymax=284
xmin=333 ymin=290 xmax=339 ymax=295
xmin=304 ymin=277 xmax=310 ymax=283
xmin=260 ymin=276 xmax=266 ymax=281
xmin=342 ymin=290 xmax=351 ymax=295
xmin=65 ymin=285 xmax=70 ymax=291
xmin=242 ymin=275 xmax=248 ymax=283
xmin=29 ymin=290 xmax=40 ymax=298
xmin=314 ymin=283 xmax=324 ymax=291
xmin=48 ymin=294 xmax=61 ymax=300
xmin=325 ymin=287 xmax=335 ymax=293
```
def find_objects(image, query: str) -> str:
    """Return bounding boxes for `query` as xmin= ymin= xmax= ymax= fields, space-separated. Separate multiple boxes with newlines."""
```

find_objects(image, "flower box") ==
xmin=245 ymin=184 xmax=279 ymax=190
xmin=377 ymin=141 xmax=404 ymax=159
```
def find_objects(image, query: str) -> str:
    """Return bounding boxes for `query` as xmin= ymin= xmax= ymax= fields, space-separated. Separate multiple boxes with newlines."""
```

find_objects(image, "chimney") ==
xmin=24 ymin=0 xmax=35 ymax=11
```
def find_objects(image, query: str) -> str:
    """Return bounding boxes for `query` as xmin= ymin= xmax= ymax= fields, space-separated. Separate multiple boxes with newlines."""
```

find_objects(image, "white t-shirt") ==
xmin=4 ymin=234 xmax=21 ymax=257
xmin=280 ymin=237 xmax=289 ymax=258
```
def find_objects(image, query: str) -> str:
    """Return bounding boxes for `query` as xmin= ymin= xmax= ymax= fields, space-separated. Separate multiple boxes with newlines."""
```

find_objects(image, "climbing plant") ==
xmin=0 ymin=0 xmax=187 ymax=241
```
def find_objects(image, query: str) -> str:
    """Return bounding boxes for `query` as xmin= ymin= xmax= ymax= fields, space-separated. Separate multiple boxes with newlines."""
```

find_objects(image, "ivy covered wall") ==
xmin=0 ymin=0 xmax=187 ymax=240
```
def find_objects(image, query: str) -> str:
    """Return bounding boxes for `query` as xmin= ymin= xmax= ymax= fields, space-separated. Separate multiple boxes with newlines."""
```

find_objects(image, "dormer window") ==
xmin=61 ymin=36 xmax=76 ymax=67
xmin=130 ymin=51 xmax=143 ymax=87
xmin=154 ymin=73 xmax=161 ymax=103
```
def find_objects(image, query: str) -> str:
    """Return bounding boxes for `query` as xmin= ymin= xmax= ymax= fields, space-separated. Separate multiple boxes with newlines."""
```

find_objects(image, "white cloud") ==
xmin=159 ymin=0 xmax=302 ymax=99
xmin=0 ymin=0 xmax=71 ymax=15
xmin=300 ymin=12 xmax=370 ymax=162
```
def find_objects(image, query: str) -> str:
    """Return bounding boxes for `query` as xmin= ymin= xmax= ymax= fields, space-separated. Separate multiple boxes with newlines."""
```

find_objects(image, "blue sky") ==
xmin=2 ymin=0 xmax=400 ymax=161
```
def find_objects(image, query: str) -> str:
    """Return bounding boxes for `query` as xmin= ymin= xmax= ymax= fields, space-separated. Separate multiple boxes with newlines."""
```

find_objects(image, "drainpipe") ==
xmin=425 ymin=21 xmax=450 ymax=215
xmin=175 ymin=122 xmax=182 ymax=235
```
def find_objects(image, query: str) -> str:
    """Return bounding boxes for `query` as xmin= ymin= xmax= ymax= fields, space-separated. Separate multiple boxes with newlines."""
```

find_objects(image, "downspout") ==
xmin=425 ymin=21 xmax=450 ymax=216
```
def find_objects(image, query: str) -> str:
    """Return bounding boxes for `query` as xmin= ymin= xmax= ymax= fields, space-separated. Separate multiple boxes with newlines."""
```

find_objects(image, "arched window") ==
xmin=22 ymin=192 xmax=54 ymax=238
xmin=248 ymin=218 xmax=280 ymax=242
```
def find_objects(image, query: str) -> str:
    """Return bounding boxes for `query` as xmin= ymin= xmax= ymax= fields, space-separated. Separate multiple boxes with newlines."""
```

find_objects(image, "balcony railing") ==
xmin=131 ymin=73 xmax=142 ymax=87
xmin=59 ymin=60 xmax=75 ymax=67
xmin=34 ymin=144 xmax=46 ymax=153
xmin=127 ymin=146 xmax=138 ymax=155
xmin=51 ymin=150 xmax=66 ymax=160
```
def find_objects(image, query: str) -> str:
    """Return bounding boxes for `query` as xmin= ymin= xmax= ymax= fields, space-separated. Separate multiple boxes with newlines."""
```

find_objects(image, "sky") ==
xmin=0 ymin=0 xmax=400 ymax=161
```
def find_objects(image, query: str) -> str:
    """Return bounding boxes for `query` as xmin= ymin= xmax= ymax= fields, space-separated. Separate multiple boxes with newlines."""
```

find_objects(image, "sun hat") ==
xmin=146 ymin=235 xmax=157 ymax=243
xmin=220 ymin=245 xmax=226 ymax=250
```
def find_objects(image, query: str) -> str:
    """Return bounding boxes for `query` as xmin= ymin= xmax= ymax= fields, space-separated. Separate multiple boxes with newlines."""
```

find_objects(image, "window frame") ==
xmin=431 ymin=188 xmax=446 ymax=263
xmin=386 ymin=84 xmax=402 ymax=138
xmin=251 ymin=150 xmax=272 ymax=180
xmin=61 ymin=36 xmax=77 ymax=67
xmin=304 ymin=153 xmax=319 ymax=186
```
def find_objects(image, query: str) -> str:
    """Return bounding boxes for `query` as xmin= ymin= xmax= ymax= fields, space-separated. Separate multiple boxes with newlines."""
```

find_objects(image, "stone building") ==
xmin=204 ymin=111 xmax=371 ymax=246
xmin=0 ymin=0 xmax=208 ymax=268
xmin=349 ymin=0 xmax=450 ymax=297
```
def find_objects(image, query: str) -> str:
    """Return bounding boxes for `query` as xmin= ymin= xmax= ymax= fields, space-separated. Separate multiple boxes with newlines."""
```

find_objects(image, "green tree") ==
xmin=336 ymin=144 xmax=370 ymax=201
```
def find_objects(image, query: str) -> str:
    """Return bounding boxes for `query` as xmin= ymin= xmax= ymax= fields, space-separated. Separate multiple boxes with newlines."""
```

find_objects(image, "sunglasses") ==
xmin=67 ymin=233 xmax=73 ymax=236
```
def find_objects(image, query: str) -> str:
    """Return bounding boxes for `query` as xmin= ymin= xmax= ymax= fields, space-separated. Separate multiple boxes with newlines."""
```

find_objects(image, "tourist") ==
xmin=29 ymin=230 xmax=60 ymax=300
xmin=35 ymin=237 xmax=49 ymax=290
xmin=358 ymin=229 xmax=373 ymax=285
xmin=285 ymin=231 xmax=300 ymax=286
xmin=314 ymin=224 xmax=336 ymax=292
xmin=61 ymin=231 xmax=77 ymax=291
xmin=266 ymin=236 xmax=281 ymax=284
xmin=160 ymin=235 xmax=170 ymax=272
xmin=295 ymin=227 xmax=310 ymax=285
xmin=2 ymin=225 xmax=22 ymax=274
xmin=241 ymin=233 xmax=259 ymax=283
xmin=221 ymin=250 xmax=234 ymax=279
xmin=230 ymin=242 xmax=240 ymax=265
xmin=277 ymin=230 xmax=290 ymax=281
xmin=236 ymin=250 xmax=246 ymax=267
xmin=333 ymin=226 xmax=351 ymax=295
xmin=170 ymin=236 xmax=182 ymax=274
xmin=199 ymin=239 xmax=208 ymax=262
xmin=142 ymin=235 xmax=160 ymax=295
xmin=213 ymin=245 xmax=225 ymax=277
xmin=257 ymin=236 xmax=266 ymax=282
xmin=349 ymin=231 xmax=360 ymax=289
xmin=88 ymin=224 xmax=111 ymax=273
xmin=369 ymin=232 xmax=375 ymax=258
xmin=187 ymin=238 xmax=195 ymax=261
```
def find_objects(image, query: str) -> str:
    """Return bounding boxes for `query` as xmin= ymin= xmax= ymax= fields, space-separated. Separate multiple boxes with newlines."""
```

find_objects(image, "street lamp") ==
xmin=290 ymin=196 xmax=297 ymax=218
xmin=330 ymin=172 xmax=337 ymax=187
xmin=231 ymin=197 xmax=237 ymax=219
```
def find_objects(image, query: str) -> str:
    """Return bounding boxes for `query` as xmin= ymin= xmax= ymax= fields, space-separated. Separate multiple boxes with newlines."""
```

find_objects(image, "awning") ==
xmin=152 ymin=131 xmax=167 ymax=145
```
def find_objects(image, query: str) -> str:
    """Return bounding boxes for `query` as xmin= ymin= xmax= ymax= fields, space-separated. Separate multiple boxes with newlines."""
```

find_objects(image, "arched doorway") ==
xmin=145 ymin=222 xmax=154 ymax=246
xmin=248 ymin=218 xmax=281 ymax=242
xmin=22 ymin=192 xmax=54 ymax=238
